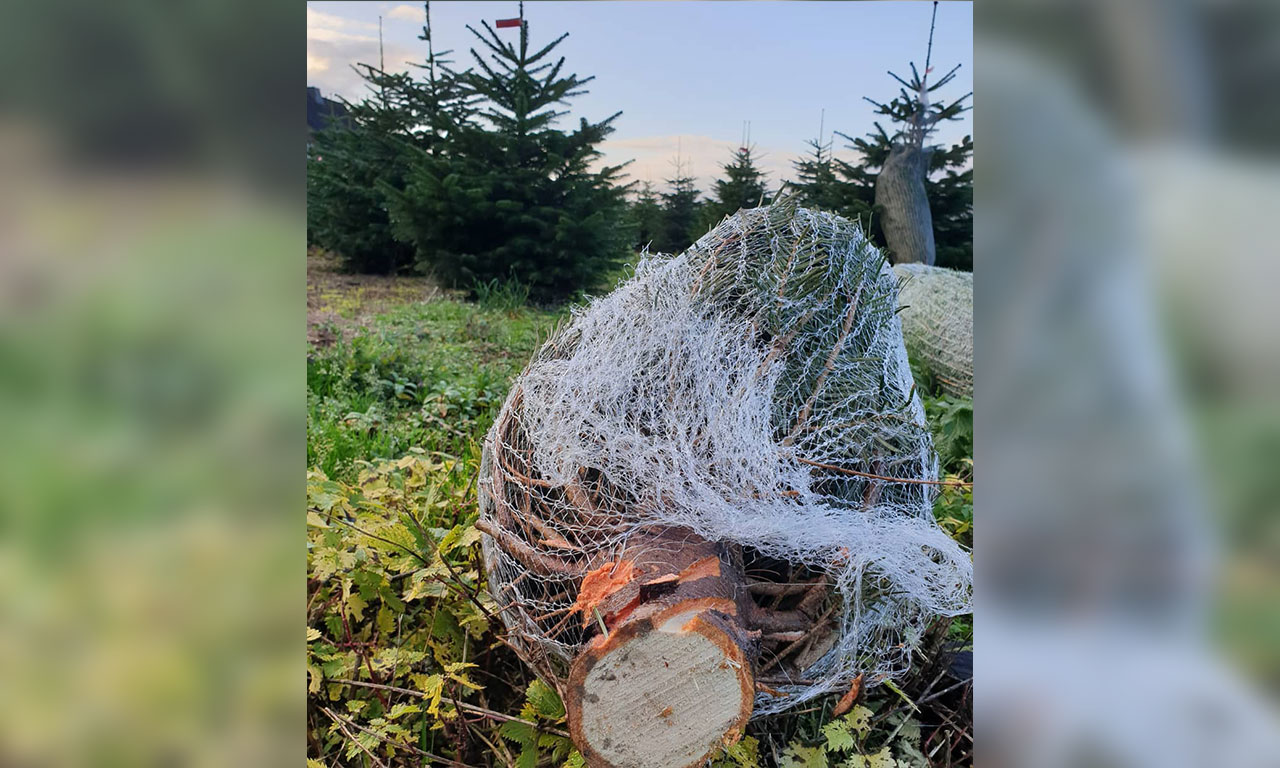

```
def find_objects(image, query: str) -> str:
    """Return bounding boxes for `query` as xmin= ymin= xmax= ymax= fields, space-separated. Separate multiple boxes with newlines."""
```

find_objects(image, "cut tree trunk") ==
xmin=875 ymin=142 xmax=936 ymax=265
xmin=564 ymin=530 xmax=759 ymax=768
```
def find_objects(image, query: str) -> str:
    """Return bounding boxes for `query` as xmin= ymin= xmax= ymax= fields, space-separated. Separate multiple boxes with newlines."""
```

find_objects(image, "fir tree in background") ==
xmin=307 ymin=67 xmax=421 ymax=273
xmin=655 ymin=158 xmax=702 ymax=253
xmin=790 ymin=135 xmax=855 ymax=217
xmin=831 ymin=125 xmax=887 ymax=249
xmin=628 ymin=181 xmax=664 ymax=252
xmin=388 ymin=9 xmax=631 ymax=301
xmin=924 ymin=133 xmax=972 ymax=270
xmin=706 ymin=144 xmax=770 ymax=223
xmin=407 ymin=0 xmax=478 ymax=155
xmin=308 ymin=3 xmax=471 ymax=273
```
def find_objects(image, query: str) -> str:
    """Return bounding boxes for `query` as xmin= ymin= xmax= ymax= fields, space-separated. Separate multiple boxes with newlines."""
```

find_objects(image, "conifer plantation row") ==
xmin=307 ymin=5 xmax=972 ymax=303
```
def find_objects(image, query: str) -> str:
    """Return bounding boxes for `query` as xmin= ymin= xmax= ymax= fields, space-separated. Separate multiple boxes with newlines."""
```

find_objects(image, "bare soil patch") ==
xmin=307 ymin=247 xmax=447 ymax=345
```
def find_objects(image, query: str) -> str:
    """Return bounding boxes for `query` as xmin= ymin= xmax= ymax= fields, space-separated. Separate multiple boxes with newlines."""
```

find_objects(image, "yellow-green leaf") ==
xmin=850 ymin=746 xmax=897 ymax=768
xmin=386 ymin=702 xmax=420 ymax=720
xmin=412 ymin=673 xmax=444 ymax=716
xmin=403 ymin=574 xmax=448 ymax=602
xmin=438 ymin=523 xmax=481 ymax=554
xmin=844 ymin=705 xmax=874 ymax=737
xmin=778 ymin=744 xmax=826 ymax=768
xmin=822 ymin=716 xmax=855 ymax=753
xmin=307 ymin=662 xmax=322 ymax=694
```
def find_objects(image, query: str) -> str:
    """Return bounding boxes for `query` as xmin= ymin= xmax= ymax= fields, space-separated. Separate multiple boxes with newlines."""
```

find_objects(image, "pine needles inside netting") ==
xmin=893 ymin=263 xmax=973 ymax=399
xmin=478 ymin=200 xmax=972 ymax=717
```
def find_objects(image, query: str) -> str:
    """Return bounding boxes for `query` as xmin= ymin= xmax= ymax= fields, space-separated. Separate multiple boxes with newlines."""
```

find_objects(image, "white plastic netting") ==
xmin=478 ymin=202 xmax=972 ymax=715
xmin=893 ymin=263 xmax=973 ymax=399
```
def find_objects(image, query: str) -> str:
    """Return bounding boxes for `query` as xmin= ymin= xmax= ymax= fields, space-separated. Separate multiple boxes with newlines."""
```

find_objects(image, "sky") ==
xmin=307 ymin=1 xmax=973 ymax=193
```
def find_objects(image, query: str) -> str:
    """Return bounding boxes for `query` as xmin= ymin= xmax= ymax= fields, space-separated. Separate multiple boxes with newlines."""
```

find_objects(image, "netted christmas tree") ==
xmin=478 ymin=199 xmax=971 ymax=767
xmin=894 ymin=263 xmax=973 ymax=399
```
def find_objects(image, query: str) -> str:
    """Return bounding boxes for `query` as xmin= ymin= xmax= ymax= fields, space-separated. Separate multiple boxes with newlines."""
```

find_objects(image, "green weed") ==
xmin=473 ymin=277 xmax=533 ymax=313
xmin=307 ymin=298 xmax=559 ymax=483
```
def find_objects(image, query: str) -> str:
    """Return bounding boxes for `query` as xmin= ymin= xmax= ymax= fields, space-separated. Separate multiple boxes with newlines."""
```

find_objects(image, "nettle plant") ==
xmin=308 ymin=450 xmax=609 ymax=767
xmin=307 ymin=452 xmax=501 ymax=763
xmin=776 ymin=703 xmax=929 ymax=768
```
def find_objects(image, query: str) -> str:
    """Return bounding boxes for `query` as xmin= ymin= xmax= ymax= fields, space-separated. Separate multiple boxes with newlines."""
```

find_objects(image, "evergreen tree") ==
xmin=924 ymin=133 xmax=972 ymax=270
xmin=831 ymin=126 xmax=884 ymax=245
xmin=628 ymin=181 xmax=664 ymax=252
xmin=307 ymin=67 xmax=421 ymax=273
xmin=791 ymin=136 xmax=855 ymax=216
xmin=405 ymin=0 xmax=479 ymax=155
xmin=706 ymin=145 xmax=769 ymax=223
xmin=656 ymin=159 xmax=702 ymax=254
xmin=388 ymin=11 xmax=631 ymax=301
xmin=308 ymin=3 xmax=471 ymax=273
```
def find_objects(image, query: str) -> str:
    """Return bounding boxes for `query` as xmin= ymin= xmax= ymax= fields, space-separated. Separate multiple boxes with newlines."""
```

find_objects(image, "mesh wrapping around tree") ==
xmin=478 ymin=201 xmax=972 ymax=718
xmin=893 ymin=263 xmax=973 ymax=399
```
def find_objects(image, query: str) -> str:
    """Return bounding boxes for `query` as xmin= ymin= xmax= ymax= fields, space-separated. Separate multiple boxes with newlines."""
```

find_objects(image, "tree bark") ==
xmin=875 ymin=142 xmax=936 ymax=265
xmin=563 ymin=530 xmax=759 ymax=768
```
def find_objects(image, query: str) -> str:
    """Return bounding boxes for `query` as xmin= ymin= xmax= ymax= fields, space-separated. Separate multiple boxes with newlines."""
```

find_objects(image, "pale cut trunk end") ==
xmin=566 ymin=601 xmax=754 ymax=768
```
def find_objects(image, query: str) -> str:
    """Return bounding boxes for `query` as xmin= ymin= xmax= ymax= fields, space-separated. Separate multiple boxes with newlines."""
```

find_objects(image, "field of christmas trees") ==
xmin=308 ymin=4 xmax=972 ymax=766
xmin=307 ymin=5 xmax=971 ymax=295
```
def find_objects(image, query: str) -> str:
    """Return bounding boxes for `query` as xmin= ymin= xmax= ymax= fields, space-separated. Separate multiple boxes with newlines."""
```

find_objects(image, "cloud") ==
xmin=597 ymin=134 xmax=804 ymax=195
xmin=307 ymin=7 xmax=378 ymax=50
xmin=307 ymin=7 xmax=376 ymax=33
xmin=307 ymin=34 xmax=420 ymax=100
xmin=308 ymin=27 xmax=374 ymax=44
xmin=307 ymin=6 xmax=419 ymax=100
xmin=386 ymin=4 xmax=422 ymax=23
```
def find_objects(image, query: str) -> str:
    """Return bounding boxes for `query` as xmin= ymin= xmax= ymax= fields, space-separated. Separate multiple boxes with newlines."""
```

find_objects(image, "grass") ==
xmin=308 ymin=298 xmax=562 ymax=484
xmin=305 ymin=270 xmax=566 ymax=765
